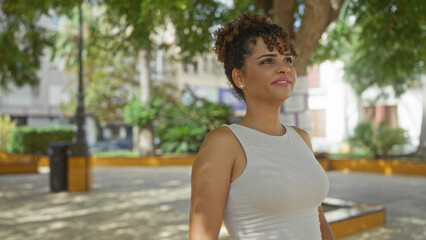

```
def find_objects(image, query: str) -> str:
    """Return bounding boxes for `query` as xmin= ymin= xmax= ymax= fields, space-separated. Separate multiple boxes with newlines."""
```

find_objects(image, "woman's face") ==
xmin=239 ymin=37 xmax=297 ymax=105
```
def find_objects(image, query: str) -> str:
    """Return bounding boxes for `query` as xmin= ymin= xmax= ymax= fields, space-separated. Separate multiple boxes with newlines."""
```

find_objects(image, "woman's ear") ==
xmin=232 ymin=69 xmax=245 ymax=89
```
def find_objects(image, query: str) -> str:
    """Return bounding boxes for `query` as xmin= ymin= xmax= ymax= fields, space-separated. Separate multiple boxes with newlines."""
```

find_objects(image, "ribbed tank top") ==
xmin=223 ymin=123 xmax=329 ymax=240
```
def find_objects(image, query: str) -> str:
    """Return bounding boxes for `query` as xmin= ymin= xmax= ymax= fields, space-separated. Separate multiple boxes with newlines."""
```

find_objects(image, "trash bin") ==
xmin=48 ymin=141 xmax=70 ymax=192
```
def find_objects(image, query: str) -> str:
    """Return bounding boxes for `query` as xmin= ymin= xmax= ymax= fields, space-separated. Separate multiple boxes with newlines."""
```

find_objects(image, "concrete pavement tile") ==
xmin=1 ymin=167 xmax=425 ymax=239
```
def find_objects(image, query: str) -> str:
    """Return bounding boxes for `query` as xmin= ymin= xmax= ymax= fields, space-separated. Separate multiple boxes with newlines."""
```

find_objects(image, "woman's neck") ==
xmin=237 ymin=101 xmax=285 ymax=135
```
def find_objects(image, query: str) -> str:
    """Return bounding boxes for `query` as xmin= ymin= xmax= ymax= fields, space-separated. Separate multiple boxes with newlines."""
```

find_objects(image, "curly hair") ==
xmin=213 ymin=13 xmax=297 ymax=101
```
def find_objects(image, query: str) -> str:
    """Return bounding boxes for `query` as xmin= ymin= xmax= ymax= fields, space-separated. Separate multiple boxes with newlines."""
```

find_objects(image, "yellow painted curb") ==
xmin=90 ymin=156 xmax=195 ymax=167
xmin=0 ymin=163 xmax=38 ymax=174
xmin=3 ymin=151 xmax=426 ymax=178
xmin=39 ymin=155 xmax=195 ymax=167
xmin=38 ymin=156 xmax=50 ymax=167
xmin=330 ymin=159 xmax=426 ymax=177
xmin=317 ymin=159 xmax=330 ymax=170
xmin=330 ymin=209 xmax=386 ymax=239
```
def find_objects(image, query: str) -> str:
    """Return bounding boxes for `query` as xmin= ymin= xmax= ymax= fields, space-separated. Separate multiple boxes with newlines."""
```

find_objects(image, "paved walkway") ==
xmin=0 ymin=167 xmax=425 ymax=240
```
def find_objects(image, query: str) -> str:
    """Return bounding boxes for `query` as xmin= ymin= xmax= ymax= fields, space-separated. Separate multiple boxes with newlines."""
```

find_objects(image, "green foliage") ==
xmin=314 ymin=0 xmax=426 ymax=97
xmin=123 ymin=98 xmax=158 ymax=128
xmin=123 ymin=82 xmax=232 ymax=154
xmin=349 ymin=121 xmax=408 ymax=158
xmin=92 ymin=150 xmax=139 ymax=158
xmin=0 ymin=0 xmax=78 ymax=90
xmin=53 ymin=5 xmax=139 ymax=123
xmin=0 ymin=0 xmax=53 ymax=89
xmin=329 ymin=152 xmax=374 ymax=159
xmin=0 ymin=115 xmax=18 ymax=151
xmin=101 ymin=0 xmax=256 ymax=61
xmin=156 ymin=102 xmax=232 ymax=154
xmin=0 ymin=0 xmax=249 ymax=89
xmin=156 ymin=89 xmax=232 ymax=154
xmin=123 ymin=81 xmax=180 ymax=128
xmin=349 ymin=122 xmax=374 ymax=153
xmin=7 ymin=125 xmax=74 ymax=154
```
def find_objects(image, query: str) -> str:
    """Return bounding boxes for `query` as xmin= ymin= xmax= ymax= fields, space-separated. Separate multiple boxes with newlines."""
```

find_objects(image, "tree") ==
xmin=315 ymin=0 xmax=426 ymax=157
xmin=98 ymin=0 xmax=254 ymax=155
xmin=2 ymin=0 xmax=347 ymax=154
xmin=0 ymin=0 xmax=76 ymax=89
xmin=255 ymin=0 xmax=345 ymax=75
xmin=123 ymin=81 xmax=181 ymax=154
xmin=2 ymin=0 xmax=240 ymax=155
xmin=99 ymin=0 xmax=346 ymax=152
xmin=0 ymin=0 xmax=53 ymax=89
xmin=54 ymin=5 xmax=139 ymax=124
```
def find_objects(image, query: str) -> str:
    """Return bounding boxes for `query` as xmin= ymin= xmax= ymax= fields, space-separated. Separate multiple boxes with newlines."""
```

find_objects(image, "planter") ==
xmin=0 ymin=152 xmax=38 ymax=174
xmin=330 ymin=158 xmax=426 ymax=177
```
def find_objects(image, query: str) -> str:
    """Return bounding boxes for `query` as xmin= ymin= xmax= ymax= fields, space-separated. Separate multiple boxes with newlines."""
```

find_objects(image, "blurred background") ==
xmin=0 ymin=0 xmax=425 ymax=159
xmin=0 ymin=0 xmax=425 ymax=239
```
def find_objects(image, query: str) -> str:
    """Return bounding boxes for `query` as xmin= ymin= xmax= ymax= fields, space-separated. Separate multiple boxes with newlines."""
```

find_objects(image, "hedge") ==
xmin=7 ymin=125 xmax=74 ymax=154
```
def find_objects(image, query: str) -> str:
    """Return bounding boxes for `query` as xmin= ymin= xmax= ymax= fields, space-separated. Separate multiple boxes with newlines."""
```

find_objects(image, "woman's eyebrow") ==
xmin=256 ymin=54 xmax=277 ymax=60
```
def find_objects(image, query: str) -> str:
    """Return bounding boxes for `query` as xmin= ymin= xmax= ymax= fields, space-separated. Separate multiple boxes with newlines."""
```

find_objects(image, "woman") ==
xmin=189 ymin=14 xmax=334 ymax=240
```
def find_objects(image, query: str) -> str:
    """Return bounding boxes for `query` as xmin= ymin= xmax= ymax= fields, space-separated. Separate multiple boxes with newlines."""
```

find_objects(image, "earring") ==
xmin=240 ymin=84 xmax=244 ymax=88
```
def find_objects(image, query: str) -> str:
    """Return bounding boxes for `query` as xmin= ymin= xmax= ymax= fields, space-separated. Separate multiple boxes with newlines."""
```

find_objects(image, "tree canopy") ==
xmin=3 ymin=0 xmax=424 ymax=104
xmin=314 ymin=0 xmax=426 ymax=97
xmin=0 ymin=0 xmax=77 ymax=90
xmin=53 ymin=4 xmax=139 ymax=123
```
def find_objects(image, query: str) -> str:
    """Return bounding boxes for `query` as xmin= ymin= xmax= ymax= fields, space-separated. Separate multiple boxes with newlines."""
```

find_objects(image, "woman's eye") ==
xmin=261 ymin=58 xmax=273 ymax=64
xmin=284 ymin=57 xmax=293 ymax=64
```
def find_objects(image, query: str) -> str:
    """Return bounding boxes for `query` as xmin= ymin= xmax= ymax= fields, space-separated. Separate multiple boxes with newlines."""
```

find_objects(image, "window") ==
xmin=310 ymin=109 xmax=326 ymax=137
xmin=11 ymin=116 xmax=28 ymax=126
xmin=363 ymin=105 xmax=398 ymax=128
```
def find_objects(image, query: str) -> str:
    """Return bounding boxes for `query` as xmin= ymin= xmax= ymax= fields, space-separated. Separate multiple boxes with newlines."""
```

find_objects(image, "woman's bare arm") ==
xmin=189 ymin=127 xmax=238 ymax=240
xmin=318 ymin=205 xmax=335 ymax=240
xmin=292 ymin=126 xmax=335 ymax=240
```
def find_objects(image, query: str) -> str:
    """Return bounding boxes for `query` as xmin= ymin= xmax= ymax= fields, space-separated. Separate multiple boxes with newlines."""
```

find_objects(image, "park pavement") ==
xmin=0 ymin=166 xmax=425 ymax=240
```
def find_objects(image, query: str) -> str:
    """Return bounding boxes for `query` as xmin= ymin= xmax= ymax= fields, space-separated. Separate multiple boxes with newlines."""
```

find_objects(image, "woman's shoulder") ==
xmin=289 ymin=126 xmax=313 ymax=152
xmin=195 ymin=125 xmax=240 ymax=164
xmin=290 ymin=125 xmax=309 ymax=138
xmin=202 ymin=125 xmax=239 ymax=149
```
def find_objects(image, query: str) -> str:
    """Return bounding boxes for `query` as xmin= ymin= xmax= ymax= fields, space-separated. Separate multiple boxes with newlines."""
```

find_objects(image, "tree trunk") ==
xmin=258 ymin=0 xmax=344 ymax=73
xmin=137 ymin=50 xmax=154 ymax=156
xmin=414 ymin=75 xmax=426 ymax=158
xmin=272 ymin=0 xmax=296 ymax=39
xmin=266 ymin=0 xmax=344 ymax=131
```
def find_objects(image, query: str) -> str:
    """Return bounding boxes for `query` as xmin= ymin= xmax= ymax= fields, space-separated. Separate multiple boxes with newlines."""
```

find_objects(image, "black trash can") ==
xmin=48 ymin=141 xmax=70 ymax=192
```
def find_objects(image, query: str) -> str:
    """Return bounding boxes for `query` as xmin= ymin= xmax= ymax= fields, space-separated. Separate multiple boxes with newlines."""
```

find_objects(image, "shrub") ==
xmin=123 ymin=98 xmax=157 ymax=129
xmin=349 ymin=121 xmax=408 ymax=158
xmin=0 ymin=115 xmax=17 ymax=151
xmin=156 ymin=101 xmax=232 ymax=154
xmin=7 ymin=125 xmax=74 ymax=154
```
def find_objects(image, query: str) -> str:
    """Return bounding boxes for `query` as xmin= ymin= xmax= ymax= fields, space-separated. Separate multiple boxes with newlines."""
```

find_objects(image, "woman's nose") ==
xmin=276 ymin=62 xmax=290 ymax=74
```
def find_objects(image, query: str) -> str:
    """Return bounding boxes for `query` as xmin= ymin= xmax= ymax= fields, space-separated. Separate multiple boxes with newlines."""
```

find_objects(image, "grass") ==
xmin=329 ymin=152 xmax=374 ymax=159
xmin=329 ymin=153 xmax=426 ymax=162
xmin=92 ymin=150 xmax=140 ymax=158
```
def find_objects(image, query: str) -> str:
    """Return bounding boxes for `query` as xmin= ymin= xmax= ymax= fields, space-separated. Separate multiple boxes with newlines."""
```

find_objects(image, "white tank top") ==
xmin=223 ymin=123 xmax=329 ymax=240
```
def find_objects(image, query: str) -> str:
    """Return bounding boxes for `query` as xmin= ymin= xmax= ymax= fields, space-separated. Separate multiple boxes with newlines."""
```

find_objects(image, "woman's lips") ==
xmin=272 ymin=77 xmax=291 ymax=86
